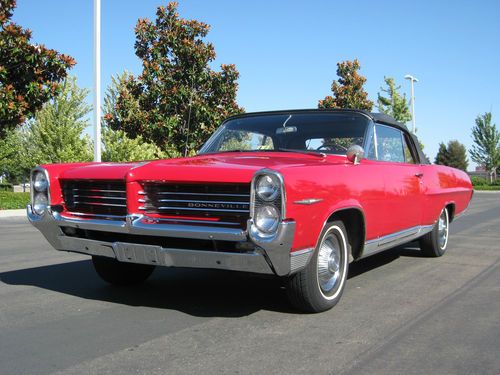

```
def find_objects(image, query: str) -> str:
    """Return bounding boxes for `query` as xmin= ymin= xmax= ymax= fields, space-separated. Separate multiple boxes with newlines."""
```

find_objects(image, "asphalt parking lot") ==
xmin=0 ymin=192 xmax=499 ymax=375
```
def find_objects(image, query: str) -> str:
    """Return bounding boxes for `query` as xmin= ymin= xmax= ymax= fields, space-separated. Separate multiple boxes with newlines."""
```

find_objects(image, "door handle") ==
xmin=415 ymin=173 xmax=424 ymax=178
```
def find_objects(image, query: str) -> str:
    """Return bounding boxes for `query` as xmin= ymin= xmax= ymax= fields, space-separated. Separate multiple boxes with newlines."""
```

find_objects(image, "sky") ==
xmin=12 ymin=0 xmax=500 ymax=169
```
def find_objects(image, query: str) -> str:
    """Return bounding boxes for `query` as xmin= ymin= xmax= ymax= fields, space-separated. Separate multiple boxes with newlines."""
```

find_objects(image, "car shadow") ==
xmin=348 ymin=241 xmax=424 ymax=278
xmin=0 ymin=242 xmax=424 ymax=317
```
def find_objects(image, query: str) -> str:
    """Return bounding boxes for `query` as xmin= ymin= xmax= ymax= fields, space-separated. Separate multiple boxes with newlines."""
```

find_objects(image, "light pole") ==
xmin=404 ymin=74 xmax=418 ymax=133
xmin=93 ymin=0 xmax=101 ymax=162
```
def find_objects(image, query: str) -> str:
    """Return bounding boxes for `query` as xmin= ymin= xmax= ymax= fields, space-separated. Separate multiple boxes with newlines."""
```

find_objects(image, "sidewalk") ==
xmin=0 ymin=209 xmax=27 ymax=218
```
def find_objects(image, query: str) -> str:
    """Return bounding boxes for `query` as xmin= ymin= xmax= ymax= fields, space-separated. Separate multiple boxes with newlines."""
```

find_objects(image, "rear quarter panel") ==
xmin=420 ymin=164 xmax=473 ymax=224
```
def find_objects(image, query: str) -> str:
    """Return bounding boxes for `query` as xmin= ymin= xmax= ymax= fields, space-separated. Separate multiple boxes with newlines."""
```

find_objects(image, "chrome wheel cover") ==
xmin=438 ymin=209 xmax=449 ymax=249
xmin=317 ymin=233 xmax=342 ymax=293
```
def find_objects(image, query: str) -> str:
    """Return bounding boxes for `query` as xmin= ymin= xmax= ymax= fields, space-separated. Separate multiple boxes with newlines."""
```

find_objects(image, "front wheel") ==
xmin=92 ymin=256 xmax=156 ymax=286
xmin=286 ymin=221 xmax=350 ymax=313
xmin=419 ymin=207 xmax=449 ymax=257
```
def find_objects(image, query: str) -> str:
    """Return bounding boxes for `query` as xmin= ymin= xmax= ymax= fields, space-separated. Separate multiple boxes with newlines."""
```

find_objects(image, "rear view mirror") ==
xmin=346 ymin=145 xmax=364 ymax=164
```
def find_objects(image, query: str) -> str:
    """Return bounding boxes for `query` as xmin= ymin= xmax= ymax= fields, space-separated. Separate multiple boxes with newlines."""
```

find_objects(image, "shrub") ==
xmin=0 ymin=183 xmax=13 ymax=192
xmin=0 ymin=192 xmax=30 ymax=210
xmin=470 ymin=176 xmax=489 ymax=186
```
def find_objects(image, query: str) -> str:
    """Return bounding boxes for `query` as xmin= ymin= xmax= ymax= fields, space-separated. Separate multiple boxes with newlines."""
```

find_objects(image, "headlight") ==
xmin=256 ymin=174 xmax=280 ymax=201
xmin=33 ymin=172 xmax=48 ymax=192
xmin=30 ymin=168 xmax=50 ymax=216
xmin=33 ymin=192 xmax=48 ymax=215
xmin=255 ymin=205 xmax=279 ymax=233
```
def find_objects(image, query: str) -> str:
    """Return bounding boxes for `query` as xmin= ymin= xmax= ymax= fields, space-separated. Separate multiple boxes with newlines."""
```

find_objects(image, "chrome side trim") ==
xmin=361 ymin=224 xmax=434 ymax=258
xmin=294 ymin=198 xmax=323 ymax=205
xmin=290 ymin=248 xmax=314 ymax=273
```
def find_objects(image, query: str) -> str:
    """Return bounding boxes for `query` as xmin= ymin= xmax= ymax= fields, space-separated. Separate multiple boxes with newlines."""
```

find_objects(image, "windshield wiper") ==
xmin=275 ymin=148 xmax=327 ymax=158
xmin=200 ymin=149 xmax=327 ymax=158
xmin=200 ymin=149 xmax=265 ymax=155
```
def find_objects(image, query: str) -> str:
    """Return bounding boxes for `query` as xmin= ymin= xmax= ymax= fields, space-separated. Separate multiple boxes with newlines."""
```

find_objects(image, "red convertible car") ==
xmin=28 ymin=109 xmax=473 ymax=312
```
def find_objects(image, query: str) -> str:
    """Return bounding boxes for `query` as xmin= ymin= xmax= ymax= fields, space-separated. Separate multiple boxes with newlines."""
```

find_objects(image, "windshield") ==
xmin=199 ymin=112 xmax=369 ymax=155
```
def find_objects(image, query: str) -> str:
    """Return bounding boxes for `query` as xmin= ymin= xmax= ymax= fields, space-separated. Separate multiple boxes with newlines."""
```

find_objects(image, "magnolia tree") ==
xmin=318 ymin=59 xmax=373 ymax=111
xmin=104 ymin=2 xmax=243 ymax=157
xmin=0 ymin=0 xmax=75 ymax=138
xmin=102 ymin=73 xmax=167 ymax=162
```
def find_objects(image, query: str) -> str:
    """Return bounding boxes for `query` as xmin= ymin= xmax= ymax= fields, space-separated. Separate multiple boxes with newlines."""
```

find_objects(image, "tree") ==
xmin=434 ymin=140 xmax=468 ymax=171
xmin=23 ymin=77 xmax=93 ymax=164
xmin=470 ymin=112 xmax=500 ymax=181
xmin=0 ymin=126 xmax=31 ymax=183
xmin=318 ymin=59 xmax=373 ymax=111
xmin=102 ymin=127 xmax=167 ymax=162
xmin=435 ymin=142 xmax=448 ymax=165
xmin=377 ymin=77 xmax=412 ymax=123
xmin=0 ymin=0 xmax=75 ymax=138
xmin=104 ymin=2 xmax=243 ymax=157
xmin=102 ymin=72 xmax=174 ymax=161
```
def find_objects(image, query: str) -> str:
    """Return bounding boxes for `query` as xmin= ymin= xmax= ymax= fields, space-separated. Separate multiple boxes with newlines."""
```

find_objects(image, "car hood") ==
xmin=58 ymin=162 xmax=143 ymax=180
xmin=128 ymin=152 xmax=348 ymax=183
xmin=54 ymin=152 xmax=348 ymax=183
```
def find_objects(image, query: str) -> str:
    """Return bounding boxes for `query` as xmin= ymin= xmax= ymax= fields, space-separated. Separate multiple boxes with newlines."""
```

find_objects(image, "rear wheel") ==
xmin=286 ymin=221 xmax=350 ymax=313
xmin=419 ymin=207 xmax=449 ymax=257
xmin=92 ymin=256 xmax=156 ymax=286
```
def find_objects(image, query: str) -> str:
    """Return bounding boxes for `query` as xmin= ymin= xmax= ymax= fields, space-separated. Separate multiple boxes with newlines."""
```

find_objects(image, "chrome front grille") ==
xmin=140 ymin=183 xmax=250 ymax=228
xmin=61 ymin=180 xmax=127 ymax=219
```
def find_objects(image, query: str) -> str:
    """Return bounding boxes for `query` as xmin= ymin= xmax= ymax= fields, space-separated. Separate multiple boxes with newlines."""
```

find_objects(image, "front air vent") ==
xmin=61 ymin=180 xmax=127 ymax=220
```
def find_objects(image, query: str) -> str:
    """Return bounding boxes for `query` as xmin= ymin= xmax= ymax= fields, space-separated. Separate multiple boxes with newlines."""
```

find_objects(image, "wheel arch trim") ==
xmin=315 ymin=205 xmax=367 ymax=261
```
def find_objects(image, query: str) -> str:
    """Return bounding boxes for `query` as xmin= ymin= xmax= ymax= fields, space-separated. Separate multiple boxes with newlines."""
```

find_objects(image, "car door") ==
xmin=373 ymin=124 xmax=423 ymax=236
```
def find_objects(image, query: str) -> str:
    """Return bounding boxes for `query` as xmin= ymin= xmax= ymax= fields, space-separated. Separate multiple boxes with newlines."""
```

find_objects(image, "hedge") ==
xmin=0 ymin=183 xmax=13 ymax=192
xmin=0 ymin=192 xmax=30 ymax=210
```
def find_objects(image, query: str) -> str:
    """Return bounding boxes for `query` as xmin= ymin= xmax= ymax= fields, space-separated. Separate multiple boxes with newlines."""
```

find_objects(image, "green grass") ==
xmin=0 ymin=192 xmax=30 ymax=210
xmin=474 ymin=185 xmax=500 ymax=191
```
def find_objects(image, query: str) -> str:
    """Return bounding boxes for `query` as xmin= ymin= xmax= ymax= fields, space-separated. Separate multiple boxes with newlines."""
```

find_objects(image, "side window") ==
xmin=402 ymin=135 xmax=416 ymax=164
xmin=375 ymin=125 xmax=405 ymax=163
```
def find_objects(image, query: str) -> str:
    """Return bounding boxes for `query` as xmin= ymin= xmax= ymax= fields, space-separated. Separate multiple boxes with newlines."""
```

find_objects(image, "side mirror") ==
xmin=346 ymin=145 xmax=365 ymax=165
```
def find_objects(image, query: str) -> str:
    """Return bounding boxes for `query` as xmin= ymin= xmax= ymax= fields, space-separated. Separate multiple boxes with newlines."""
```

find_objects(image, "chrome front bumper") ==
xmin=27 ymin=206 xmax=309 ymax=276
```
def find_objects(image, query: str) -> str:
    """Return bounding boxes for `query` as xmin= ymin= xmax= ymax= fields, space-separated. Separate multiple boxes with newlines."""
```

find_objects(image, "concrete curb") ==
xmin=0 ymin=209 xmax=27 ymax=218
xmin=474 ymin=190 xmax=500 ymax=194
